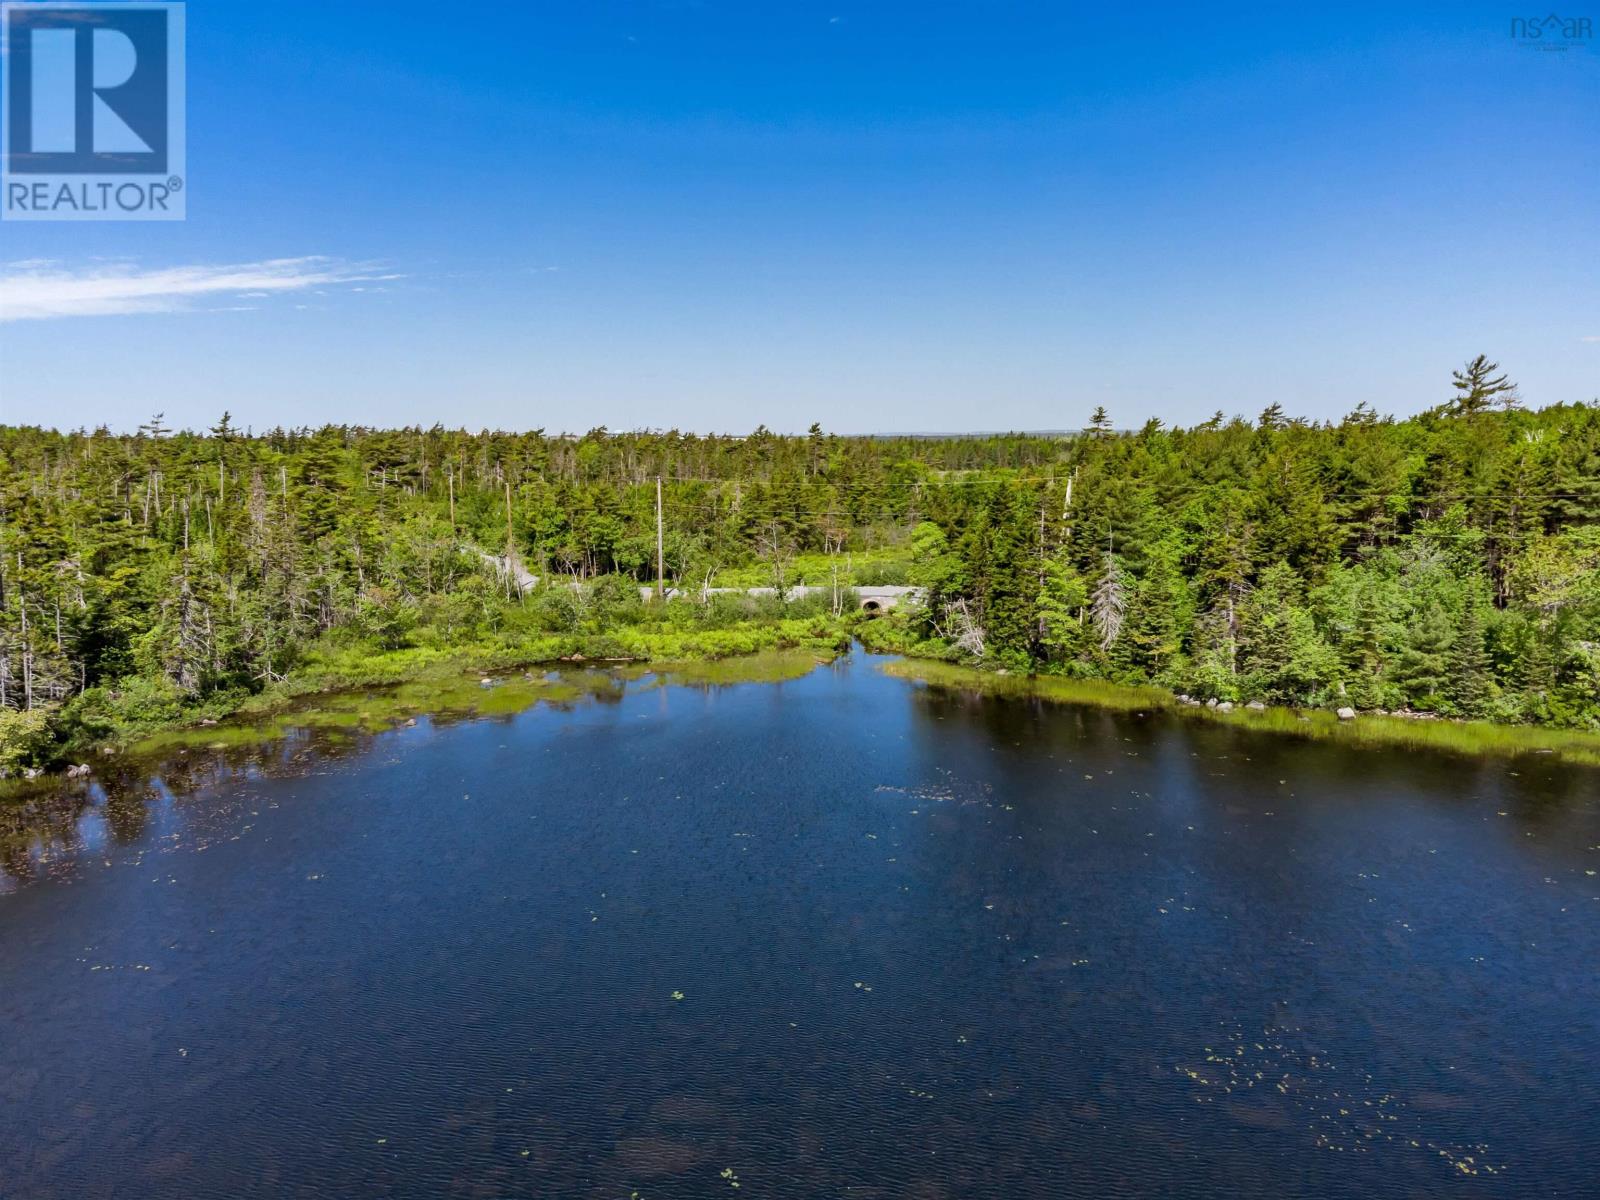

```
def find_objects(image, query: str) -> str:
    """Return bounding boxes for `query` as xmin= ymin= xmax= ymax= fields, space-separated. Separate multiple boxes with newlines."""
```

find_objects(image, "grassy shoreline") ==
xmin=124 ymin=646 xmax=838 ymax=759
xmin=10 ymin=622 xmax=1599 ymax=788
xmin=133 ymin=634 xmax=843 ymax=748
xmin=2 ymin=618 xmax=853 ymax=782
xmin=880 ymin=658 xmax=1600 ymax=769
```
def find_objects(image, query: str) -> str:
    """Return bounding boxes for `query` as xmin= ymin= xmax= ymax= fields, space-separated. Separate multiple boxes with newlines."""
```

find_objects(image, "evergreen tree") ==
xmin=295 ymin=434 xmax=348 ymax=543
xmin=1121 ymin=543 xmax=1185 ymax=678
xmin=1239 ymin=563 xmax=1340 ymax=704
xmin=1445 ymin=590 xmax=1492 ymax=718
xmin=1035 ymin=554 xmax=1086 ymax=664
xmin=1448 ymin=355 xmax=1516 ymax=415
xmin=1346 ymin=575 xmax=1391 ymax=709
xmin=1393 ymin=599 xmax=1455 ymax=709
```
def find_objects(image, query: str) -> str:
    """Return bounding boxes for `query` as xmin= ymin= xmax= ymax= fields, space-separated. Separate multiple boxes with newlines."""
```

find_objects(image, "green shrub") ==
xmin=531 ymin=587 xmax=581 ymax=633
xmin=588 ymin=574 xmax=645 ymax=624
xmin=0 ymin=707 xmax=58 ymax=775
xmin=350 ymin=595 xmax=420 ymax=650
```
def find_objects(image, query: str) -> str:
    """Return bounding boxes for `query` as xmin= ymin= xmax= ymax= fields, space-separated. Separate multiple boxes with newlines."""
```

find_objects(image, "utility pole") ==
xmin=504 ymin=480 xmax=515 ymax=600
xmin=655 ymin=476 xmax=665 ymax=602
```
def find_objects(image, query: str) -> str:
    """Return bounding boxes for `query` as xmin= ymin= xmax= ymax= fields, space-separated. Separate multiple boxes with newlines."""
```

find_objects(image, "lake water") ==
xmin=2 ymin=652 xmax=1597 ymax=1198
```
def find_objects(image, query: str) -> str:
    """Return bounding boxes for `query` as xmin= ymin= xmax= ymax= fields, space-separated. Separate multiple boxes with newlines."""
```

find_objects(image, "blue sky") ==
xmin=0 ymin=0 xmax=1595 ymax=433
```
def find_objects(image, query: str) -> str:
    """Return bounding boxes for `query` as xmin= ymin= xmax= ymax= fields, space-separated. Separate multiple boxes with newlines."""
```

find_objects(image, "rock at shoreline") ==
xmin=1216 ymin=701 xmax=1234 ymax=713
xmin=1336 ymin=706 xmax=1356 ymax=721
xmin=1246 ymin=701 xmax=1266 ymax=711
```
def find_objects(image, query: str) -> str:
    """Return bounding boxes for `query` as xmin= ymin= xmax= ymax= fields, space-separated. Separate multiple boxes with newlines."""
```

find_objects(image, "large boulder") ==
xmin=1336 ymin=706 xmax=1357 ymax=721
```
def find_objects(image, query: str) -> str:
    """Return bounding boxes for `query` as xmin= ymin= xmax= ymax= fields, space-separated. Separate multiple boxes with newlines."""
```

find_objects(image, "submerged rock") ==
xmin=614 ymin=1136 xmax=709 ymax=1177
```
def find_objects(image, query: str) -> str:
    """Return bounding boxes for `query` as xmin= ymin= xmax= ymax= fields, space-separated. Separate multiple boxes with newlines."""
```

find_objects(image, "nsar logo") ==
xmin=1510 ymin=12 xmax=1593 ymax=50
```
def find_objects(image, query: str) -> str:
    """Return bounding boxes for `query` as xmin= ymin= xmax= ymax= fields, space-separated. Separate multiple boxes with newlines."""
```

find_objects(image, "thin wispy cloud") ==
xmin=0 ymin=257 xmax=398 ymax=322
xmin=1582 ymin=335 xmax=1600 ymax=344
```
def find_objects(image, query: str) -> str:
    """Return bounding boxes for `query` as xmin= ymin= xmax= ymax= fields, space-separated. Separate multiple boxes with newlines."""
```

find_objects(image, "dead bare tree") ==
xmin=757 ymin=520 xmax=794 ymax=599
xmin=935 ymin=598 xmax=986 ymax=659
xmin=1090 ymin=551 xmax=1126 ymax=650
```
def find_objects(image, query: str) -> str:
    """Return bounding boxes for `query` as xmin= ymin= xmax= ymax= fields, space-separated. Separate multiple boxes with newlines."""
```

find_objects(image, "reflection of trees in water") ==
xmin=0 ymin=728 xmax=368 ymax=887
xmin=102 ymin=784 xmax=152 ymax=845
xmin=0 ymin=671 xmax=639 ymax=889
xmin=910 ymin=682 xmax=1162 ymax=757
xmin=905 ymin=680 xmax=1600 ymax=880
xmin=0 ymin=785 xmax=81 ymax=882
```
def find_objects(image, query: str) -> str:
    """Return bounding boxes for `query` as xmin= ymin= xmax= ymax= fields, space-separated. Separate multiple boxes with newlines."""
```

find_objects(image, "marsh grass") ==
xmin=621 ymin=648 xmax=834 ymax=689
xmin=83 ymin=615 xmax=850 ymax=761
xmin=881 ymin=659 xmax=1600 ymax=768
xmin=128 ymin=671 xmax=592 ymax=756
xmin=129 ymin=648 xmax=835 ymax=760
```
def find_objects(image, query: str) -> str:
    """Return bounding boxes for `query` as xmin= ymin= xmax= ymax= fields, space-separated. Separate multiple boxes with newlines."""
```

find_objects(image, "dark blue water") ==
xmin=2 ymin=653 xmax=1598 ymax=1198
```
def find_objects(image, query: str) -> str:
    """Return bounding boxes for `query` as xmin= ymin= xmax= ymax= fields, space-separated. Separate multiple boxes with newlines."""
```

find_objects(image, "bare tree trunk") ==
xmin=20 ymin=595 xmax=33 ymax=710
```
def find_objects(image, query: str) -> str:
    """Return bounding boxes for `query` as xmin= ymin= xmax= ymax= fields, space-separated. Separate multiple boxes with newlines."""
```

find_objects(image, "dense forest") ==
xmin=2 ymin=360 xmax=1599 ymax=770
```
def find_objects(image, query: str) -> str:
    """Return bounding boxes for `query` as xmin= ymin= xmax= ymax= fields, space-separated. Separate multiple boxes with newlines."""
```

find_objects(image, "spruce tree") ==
xmin=1393 ymin=600 xmax=1455 ymax=709
xmin=1445 ymin=590 xmax=1492 ymax=718
xmin=1122 ymin=546 xmax=1184 ymax=678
